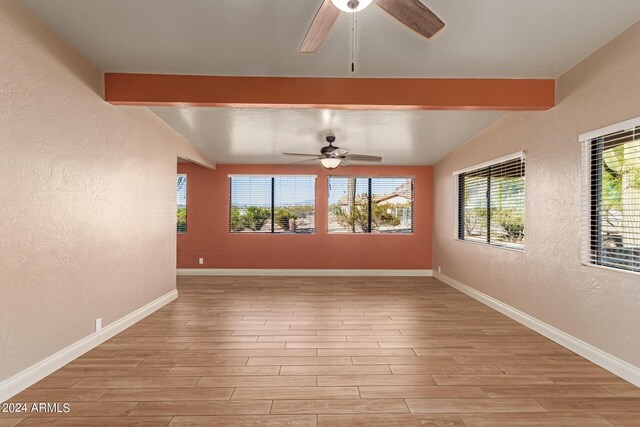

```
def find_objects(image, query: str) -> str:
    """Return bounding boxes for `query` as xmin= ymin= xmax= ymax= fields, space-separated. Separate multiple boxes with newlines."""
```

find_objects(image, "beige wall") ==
xmin=434 ymin=22 xmax=640 ymax=367
xmin=0 ymin=0 xmax=212 ymax=382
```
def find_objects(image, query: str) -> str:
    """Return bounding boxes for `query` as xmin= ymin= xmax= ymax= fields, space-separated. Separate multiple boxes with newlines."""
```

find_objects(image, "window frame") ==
xmin=228 ymin=174 xmax=317 ymax=235
xmin=177 ymin=173 xmax=187 ymax=234
xmin=580 ymin=117 xmax=640 ymax=275
xmin=327 ymin=176 xmax=415 ymax=235
xmin=454 ymin=152 xmax=526 ymax=251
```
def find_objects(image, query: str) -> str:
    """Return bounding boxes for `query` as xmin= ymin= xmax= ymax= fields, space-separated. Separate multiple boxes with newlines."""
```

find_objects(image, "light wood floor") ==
xmin=3 ymin=276 xmax=639 ymax=426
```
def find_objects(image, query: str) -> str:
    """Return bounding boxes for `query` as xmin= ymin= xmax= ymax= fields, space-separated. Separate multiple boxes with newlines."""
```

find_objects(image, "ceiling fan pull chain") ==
xmin=355 ymin=5 xmax=358 ymax=57
xmin=354 ymin=6 xmax=359 ymax=73
xmin=351 ymin=7 xmax=355 ymax=72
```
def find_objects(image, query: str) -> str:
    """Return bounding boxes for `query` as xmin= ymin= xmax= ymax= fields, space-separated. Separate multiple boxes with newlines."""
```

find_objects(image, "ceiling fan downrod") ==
xmin=350 ymin=2 xmax=358 ymax=72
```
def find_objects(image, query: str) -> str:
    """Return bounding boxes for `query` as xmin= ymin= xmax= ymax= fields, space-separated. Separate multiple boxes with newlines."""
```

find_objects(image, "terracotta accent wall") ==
xmin=433 ymin=21 xmax=640 ymax=367
xmin=177 ymin=164 xmax=433 ymax=270
xmin=0 ymin=0 xmax=211 ymax=383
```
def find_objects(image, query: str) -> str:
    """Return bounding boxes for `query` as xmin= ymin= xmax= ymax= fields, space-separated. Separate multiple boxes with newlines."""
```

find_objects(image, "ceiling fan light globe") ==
xmin=320 ymin=158 xmax=342 ymax=169
xmin=330 ymin=0 xmax=373 ymax=13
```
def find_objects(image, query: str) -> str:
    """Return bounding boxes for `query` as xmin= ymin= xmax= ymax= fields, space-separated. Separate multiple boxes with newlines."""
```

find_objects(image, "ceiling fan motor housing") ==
xmin=282 ymin=133 xmax=382 ymax=166
xmin=321 ymin=135 xmax=339 ymax=156
xmin=321 ymin=145 xmax=338 ymax=156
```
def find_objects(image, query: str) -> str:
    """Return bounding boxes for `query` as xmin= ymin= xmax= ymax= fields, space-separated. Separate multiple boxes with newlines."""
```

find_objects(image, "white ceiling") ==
xmin=19 ymin=0 xmax=640 ymax=78
xmin=150 ymin=107 xmax=504 ymax=165
xmin=19 ymin=0 xmax=640 ymax=165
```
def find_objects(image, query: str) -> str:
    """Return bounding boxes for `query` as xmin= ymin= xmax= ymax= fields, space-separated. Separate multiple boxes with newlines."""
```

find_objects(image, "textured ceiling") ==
xmin=150 ymin=107 xmax=504 ymax=165
xmin=19 ymin=0 xmax=640 ymax=165
xmin=19 ymin=0 xmax=640 ymax=78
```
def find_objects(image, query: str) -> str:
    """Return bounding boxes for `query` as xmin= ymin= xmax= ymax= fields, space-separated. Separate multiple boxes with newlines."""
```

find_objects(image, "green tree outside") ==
xmin=230 ymin=205 xmax=314 ymax=232
xmin=330 ymin=195 xmax=403 ymax=232
xmin=602 ymin=139 xmax=640 ymax=247
xmin=177 ymin=207 xmax=187 ymax=233
xmin=230 ymin=206 xmax=271 ymax=232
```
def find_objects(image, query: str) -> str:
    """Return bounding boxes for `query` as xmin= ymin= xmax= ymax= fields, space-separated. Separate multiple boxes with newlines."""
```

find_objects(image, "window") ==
xmin=229 ymin=175 xmax=316 ymax=233
xmin=583 ymin=122 xmax=640 ymax=273
xmin=177 ymin=174 xmax=187 ymax=233
xmin=328 ymin=177 xmax=414 ymax=233
xmin=456 ymin=153 xmax=525 ymax=249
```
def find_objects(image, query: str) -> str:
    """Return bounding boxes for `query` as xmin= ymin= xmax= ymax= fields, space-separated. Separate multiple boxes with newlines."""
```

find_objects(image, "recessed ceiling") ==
xmin=19 ymin=0 xmax=640 ymax=78
xmin=150 ymin=107 xmax=504 ymax=165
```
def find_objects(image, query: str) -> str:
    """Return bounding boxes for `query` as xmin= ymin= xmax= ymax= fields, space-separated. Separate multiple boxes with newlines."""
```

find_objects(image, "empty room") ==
xmin=1 ymin=0 xmax=640 ymax=425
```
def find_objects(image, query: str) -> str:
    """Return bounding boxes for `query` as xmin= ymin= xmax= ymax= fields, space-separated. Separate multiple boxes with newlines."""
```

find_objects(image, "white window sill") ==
xmin=581 ymin=262 xmax=640 ymax=277
xmin=454 ymin=237 xmax=524 ymax=253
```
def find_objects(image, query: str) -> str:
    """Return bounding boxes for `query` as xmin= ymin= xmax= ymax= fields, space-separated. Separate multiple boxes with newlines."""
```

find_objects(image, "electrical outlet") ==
xmin=437 ymin=266 xmax=441 ymax=273
xmin=198 ymin=258 xmax=204 ymax=265
xmin=95 ymin=318 xmax=102 ymax=332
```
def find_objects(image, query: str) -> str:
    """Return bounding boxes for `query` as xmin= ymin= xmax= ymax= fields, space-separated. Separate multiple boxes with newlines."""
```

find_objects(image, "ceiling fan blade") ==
xmin=295 ymin=158 xmax=322 ymax=164
xmin=340 ymin=159 xmax=351 ymax=167
xmin=374 ymin=0 xmax=444 ymax=39
xmin=300 ymin=0 xmax=341 ymax=53
xmin=344 ymin=154 xmax=383 ymax=162
xmin=332 ymin=147 xmax=349 ymax=156
xmin=283 ymin=153 xmax=323 ymax=157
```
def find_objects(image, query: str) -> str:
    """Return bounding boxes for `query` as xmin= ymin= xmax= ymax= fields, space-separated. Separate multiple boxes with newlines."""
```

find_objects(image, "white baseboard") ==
xmin=177 ymin=268 xmax=433 ymax=277
xmin=0 ymin=290 xmax=178 ymax=403
xmin=433 ymin=272 xmax=640 ymax=387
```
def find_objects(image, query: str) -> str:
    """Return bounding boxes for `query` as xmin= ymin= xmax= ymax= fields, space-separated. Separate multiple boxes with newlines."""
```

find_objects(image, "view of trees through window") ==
xmin=176 ymin=174 xmax=187 ymax=233
xmin=229 ymin=176 xmax=315 ymax=233
xmin=459 ymin=156 xmax=525 ymax=249
xmin=328 ymin=177 xmax=413 ymax=233
xmin=592 ymin=127 xmax=640 ymax=272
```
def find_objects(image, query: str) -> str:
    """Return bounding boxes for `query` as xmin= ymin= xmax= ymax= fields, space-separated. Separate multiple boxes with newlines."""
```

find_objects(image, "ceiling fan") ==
xmin=300 ymin=0 xmax=445 ymax=53
xmin=283 ymin=136 xmax=382 ymax=169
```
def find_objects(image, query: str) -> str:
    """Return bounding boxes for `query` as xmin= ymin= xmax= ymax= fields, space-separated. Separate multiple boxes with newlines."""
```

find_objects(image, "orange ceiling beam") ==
xmin=104 ymin=73 xmax=555 ymax=111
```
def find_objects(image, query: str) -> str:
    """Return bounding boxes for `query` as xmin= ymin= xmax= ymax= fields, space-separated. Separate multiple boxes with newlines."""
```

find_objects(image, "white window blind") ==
xmin=328 ymin=177 xmax=414 ymax=233
xmin=456 ymin=154 xmax=525 ymax=249
xmin=583 ymin=124 xmax=640 ymax=273
xmin=177 ymin=174 xmax=187 ymax=233
xmin=229 ymin=176 xmax=316 ymax=233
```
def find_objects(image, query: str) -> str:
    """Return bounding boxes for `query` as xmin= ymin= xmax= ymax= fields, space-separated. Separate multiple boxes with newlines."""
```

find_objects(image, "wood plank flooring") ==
xmin=2 ymin=276 xmax=639 ymax=426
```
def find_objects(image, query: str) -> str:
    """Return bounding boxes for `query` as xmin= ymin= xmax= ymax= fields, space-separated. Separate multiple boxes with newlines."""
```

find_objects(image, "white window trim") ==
xmin=453 ymin=152 xmax=526 ymax=252
xmin=582 ymin=260 xmax=640 ymax=278
xmin=228 ymin=174 xmax=317 ymax=178
xmin=177 ymin=174 xmax=187 ymax=234
xmin=453 ymin=174 xmax=461 ymax=241
xmin=578 ymin=116 xmax=640 ymax=142
xmin=228 ymin=175 xmax=318 ymax=235
xmin=579 ymin=117 xmax=640 ymax=276
xmin=454 ymin=234 xmax=526 ymax=253
xmin=329 ymin=175 xmax=416 ymax=179
xmin=452 ymin=151 xmax=525 ymax=176
xmin=327 ymin=176 xmax=415 ymax=235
